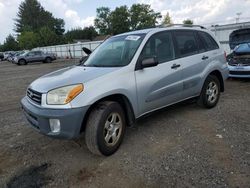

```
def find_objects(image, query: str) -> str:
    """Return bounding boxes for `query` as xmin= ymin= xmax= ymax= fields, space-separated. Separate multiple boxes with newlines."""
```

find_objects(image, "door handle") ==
xmin=171 ymin=64 xmax=181 ymax=69
xmin=202 ymin=56 xmax=209 ymax=60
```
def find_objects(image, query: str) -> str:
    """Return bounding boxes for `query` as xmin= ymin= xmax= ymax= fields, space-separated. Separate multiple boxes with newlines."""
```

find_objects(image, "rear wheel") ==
xmin=198 ymin=75 xmax=220 ymax=108
xmin=85 ymin=101 xmax=126 ymax=156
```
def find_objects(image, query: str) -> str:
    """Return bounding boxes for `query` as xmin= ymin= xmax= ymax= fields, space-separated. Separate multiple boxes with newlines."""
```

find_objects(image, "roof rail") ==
xmin=158 ymin=24 xmax=206 ymax=29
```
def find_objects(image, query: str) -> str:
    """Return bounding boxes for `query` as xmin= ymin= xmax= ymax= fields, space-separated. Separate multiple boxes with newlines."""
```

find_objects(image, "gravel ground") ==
xmin=0 ymin=60 xmax=249 ymax=188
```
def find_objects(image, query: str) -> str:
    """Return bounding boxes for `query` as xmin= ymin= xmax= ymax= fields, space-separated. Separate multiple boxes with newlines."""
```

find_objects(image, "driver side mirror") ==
xmin=141 ymin=57 xmax=159 ymax=69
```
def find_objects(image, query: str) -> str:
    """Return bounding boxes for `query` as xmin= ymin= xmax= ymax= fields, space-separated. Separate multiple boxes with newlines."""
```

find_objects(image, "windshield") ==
xmin=22 ymin=52 xmax=29 ymax=56
xmin=83 ymin=34 xmax=145 ymax=67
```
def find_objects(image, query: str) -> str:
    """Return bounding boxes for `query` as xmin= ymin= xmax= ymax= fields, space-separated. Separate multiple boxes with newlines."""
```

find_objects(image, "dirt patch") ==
xmin=77 ymin=168 xmax=95 ymax=182
xmin=6 ymin=163 xmax=52 ymax=188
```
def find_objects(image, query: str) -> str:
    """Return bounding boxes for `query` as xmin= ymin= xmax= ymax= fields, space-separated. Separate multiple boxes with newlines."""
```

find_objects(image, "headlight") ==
xmin=47 ymin=84 xmax=83 ymax=105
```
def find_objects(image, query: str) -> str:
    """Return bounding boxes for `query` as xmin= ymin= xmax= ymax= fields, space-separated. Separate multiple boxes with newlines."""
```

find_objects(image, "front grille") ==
xmin=228 ymin=58 xmax=250 ymax=66
xmin=229 ymin=71 xmax=250 ymax=75
xmin=27 ymin=88 xmax=42 ymax=105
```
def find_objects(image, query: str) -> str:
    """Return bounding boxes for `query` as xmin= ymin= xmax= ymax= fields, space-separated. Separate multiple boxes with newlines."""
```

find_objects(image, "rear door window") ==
xmin=173 ymin=30 xmax=199 ymax=58
xmin=34 ymin=51 xmax=42 ymax=56
xmin=198 ymin=31 xmax=219 ymax=51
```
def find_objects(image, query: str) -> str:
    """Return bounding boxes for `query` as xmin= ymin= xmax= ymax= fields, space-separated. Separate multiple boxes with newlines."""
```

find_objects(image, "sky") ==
xmin=0 ymin=0 xmax=250 ymax=43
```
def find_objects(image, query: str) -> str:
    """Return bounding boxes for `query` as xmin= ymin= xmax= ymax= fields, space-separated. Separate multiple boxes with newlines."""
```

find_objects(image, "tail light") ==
xmin=224 ymin=51 xmax=227 ymax=61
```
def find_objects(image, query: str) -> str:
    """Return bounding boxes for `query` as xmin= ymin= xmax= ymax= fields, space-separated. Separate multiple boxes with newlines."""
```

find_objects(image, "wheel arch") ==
xmin=208 ymin=70 xmax=224 ymax=92
xmin=18 ymin=58 xmax=26 ymax=63
xmin=80 ymin=94 xmax=136 ymax=133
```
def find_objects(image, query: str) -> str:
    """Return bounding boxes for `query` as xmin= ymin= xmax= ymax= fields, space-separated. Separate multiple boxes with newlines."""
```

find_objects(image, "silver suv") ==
xmin=14 ymin=50 xmax=56 ymax=65
xmin=21 ymin=25 xmax=229 ymax=156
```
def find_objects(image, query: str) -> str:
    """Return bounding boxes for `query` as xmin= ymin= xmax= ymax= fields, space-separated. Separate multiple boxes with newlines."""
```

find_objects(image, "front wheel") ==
xmin=85 ymin=101 xmax=126 ymax=156
xmin=198 ymin=75 xmax=220 ymax=108
xmin=18 ymin=59 xmax=27 ymax=65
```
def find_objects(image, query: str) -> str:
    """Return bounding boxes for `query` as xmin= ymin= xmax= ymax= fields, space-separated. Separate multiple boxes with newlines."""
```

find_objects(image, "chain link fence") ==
xmin=33 ymin=41 xmax=103 ymax=58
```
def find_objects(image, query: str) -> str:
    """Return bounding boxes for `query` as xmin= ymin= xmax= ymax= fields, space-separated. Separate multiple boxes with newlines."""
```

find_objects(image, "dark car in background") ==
xmin=13 ymin=50 xmax=57 ymax=65
xmin=0 ymin=53 xmax=4 ymax=61
xmin=228 ymin=28 xmax=250 ymax=78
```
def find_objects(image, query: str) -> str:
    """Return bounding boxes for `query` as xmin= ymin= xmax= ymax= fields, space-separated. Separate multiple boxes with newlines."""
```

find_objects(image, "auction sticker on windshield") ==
xmin=125 ymin=35 xmax=141 ymax=41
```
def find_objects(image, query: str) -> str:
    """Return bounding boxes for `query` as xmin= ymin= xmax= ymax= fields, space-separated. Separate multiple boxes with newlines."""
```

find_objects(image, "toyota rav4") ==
xmin=21 ymin=25 xmax=229 ymax=156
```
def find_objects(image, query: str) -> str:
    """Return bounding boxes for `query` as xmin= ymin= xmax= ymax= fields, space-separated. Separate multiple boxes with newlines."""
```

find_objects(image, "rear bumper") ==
xmin=21 ymin=96 xmax=89 ymax=139
xmin=228 ymin=64 xmax=250 ymax=78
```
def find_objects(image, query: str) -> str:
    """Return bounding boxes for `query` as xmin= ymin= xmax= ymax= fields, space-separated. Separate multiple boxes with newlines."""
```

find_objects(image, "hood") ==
xmin=29 ymin=65 xmax=120 ymax=93
xmin=229 ymin=28 xmax=250 ymax=50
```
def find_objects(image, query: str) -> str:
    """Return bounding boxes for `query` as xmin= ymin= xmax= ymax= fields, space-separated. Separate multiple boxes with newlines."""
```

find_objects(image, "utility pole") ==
xmin=236 ymin=12 xmax=242 ymax=24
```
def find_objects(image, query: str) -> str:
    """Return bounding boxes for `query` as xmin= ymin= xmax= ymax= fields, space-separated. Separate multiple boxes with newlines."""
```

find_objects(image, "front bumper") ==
xmin=228 ymin=64 xmax=250 ymax=78
xmin=21 ymin=97 xmax=89 ymax=139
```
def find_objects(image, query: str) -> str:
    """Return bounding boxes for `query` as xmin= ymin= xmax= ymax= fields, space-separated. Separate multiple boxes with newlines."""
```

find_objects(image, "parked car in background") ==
xmin=3 ymin=51 xmax=14 ymax=61
xmin=0 ymin=52 xmax=4 ymax=61
xmin=10 ymin=51 xmax=26 ymax=63
xmin=228 ymin=28 xmax=250 ymax=78
xmin=13 ymin=50 xmax=56 ymax=65
xmin=21 ymin=25 xmax=228 ymax=156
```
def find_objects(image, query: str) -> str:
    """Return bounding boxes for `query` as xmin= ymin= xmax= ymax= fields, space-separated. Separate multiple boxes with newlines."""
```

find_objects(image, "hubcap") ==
xmin=103 ymin=113 xmax=122 ymax=146
xmin=206 ymin=81 xmax=218 ymax=104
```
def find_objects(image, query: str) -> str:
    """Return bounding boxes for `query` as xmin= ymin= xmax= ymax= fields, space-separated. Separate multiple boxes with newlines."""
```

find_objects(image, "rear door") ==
xmin=173 ymin=30 xmax=209 ymax=99
xmin=34 ymin=51 xmax=44 ymax=61
xmin=135 ymin=31 xmax=183 ymax=115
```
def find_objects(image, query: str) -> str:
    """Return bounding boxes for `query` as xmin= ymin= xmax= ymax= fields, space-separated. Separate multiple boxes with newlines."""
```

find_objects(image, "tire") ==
xmin=45 ymin=57 xmax=52 ymax=63
xmin=18 ymin=59 xmax=27 ymax=65
xmin=85 ymin=101 xmax=126 ymax=156
xmin=198 ymin=75 xmax=220 ymax=108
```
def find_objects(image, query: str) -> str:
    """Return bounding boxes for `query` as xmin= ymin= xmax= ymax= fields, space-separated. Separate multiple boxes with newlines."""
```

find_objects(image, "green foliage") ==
xmin=94 ymin=4 xmax=161 ymax=35
xmin=94 ymin=7 xmax=111 ymax=35
xmin=65 ymin=27 xmax=98 ymax=42
xmin=54 ymin=18 xmax=65 ymax=35
xmin=18 ymin=31 xmax=39 ymax=50
xmin=110 ymin=6 xmax=130 ymax=35
xmin=38 ymin=27 xmax=60 ymax=46
xmin=2 ymin=2 xmax=164 ymax=51
xmin=9 ymin=0 xmax=66 ymax=50
xmin=183 ymin=19 xmax=194 ymax=25
xmin=0 ymin=35 xmax=19 ymax=51
xmin=130 ymin=4 xmax=161 ymax=30
xmin=15 ymin=0 xmax=65 ymax=34
xmin=162 ymin=12 xmax=172 ymax=25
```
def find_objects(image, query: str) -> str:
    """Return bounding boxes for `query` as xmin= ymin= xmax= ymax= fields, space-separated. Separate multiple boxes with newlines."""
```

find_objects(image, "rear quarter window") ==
xmin=198 ymin=31 xmax=219 ymax=51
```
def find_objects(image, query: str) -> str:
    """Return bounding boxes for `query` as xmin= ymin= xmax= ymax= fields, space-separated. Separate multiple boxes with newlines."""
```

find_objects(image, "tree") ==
xmin=94 ymin=7 xmax=111 ymax=35
xmin=65 ymin=27 xmax=98 ymax=42
xmin=95 ymin=4 xmax=161 ymax=35
xmin=110 ymin=6 xmax=130 ymax=34
xmin=162 ymin=12 xmax=172 ymax=25
xmin=183 ymin=19 xmax=193 ymax=25
xmin=54 ymin=18 xmax=65 ymax=35
xmin=38 ymin=27 xmax=60 ymax=46
xmin=1 ymin=35 xmax=19 ymax=51
xmin=130 ymin=4 xmax=161 ymax=30
xmin=18 ymin=31 xmax=39 ymax=50
xmin=15 ymin=0 xmax=65 ymax=34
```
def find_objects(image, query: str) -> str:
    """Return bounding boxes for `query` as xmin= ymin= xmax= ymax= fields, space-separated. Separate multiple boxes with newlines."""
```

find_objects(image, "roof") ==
xmin=116 ymin=25 xmax=208 ymax=37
